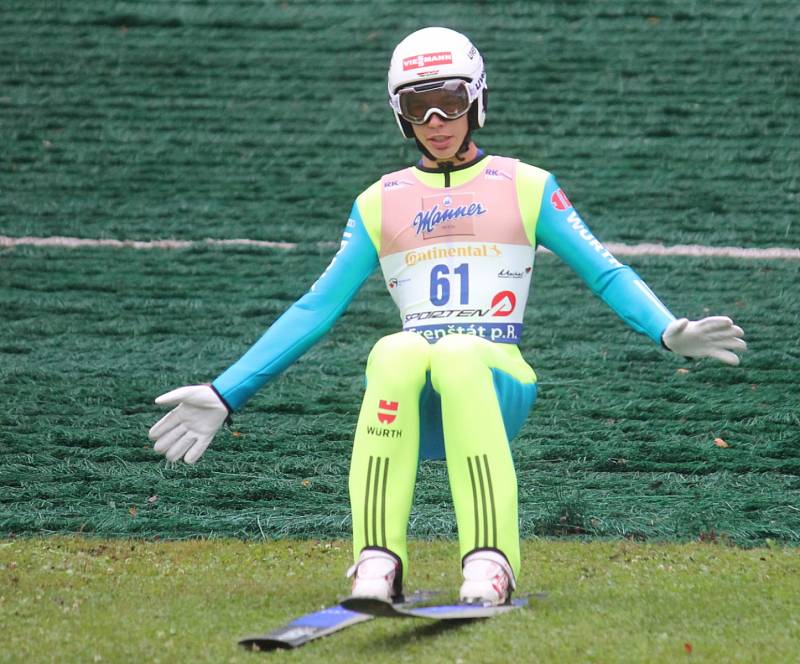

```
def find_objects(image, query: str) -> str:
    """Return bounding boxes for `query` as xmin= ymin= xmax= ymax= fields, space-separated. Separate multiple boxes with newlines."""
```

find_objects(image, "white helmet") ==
xmin=387 ymin=27 xmax=487 ymax=139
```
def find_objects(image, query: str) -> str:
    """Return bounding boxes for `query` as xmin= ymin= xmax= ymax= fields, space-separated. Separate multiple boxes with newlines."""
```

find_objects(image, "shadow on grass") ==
xmin=377 ymin=618 xmax=476 ymax=647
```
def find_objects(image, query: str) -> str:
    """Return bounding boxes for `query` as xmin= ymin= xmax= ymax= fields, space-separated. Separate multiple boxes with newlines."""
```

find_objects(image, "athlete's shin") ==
xmin=444 ymin=417 xmax=520 ymax=578
xmin=348 ymin=332 xmax=430 ymax=576
xmin=430 ymin=335 xmax=528 ymax=577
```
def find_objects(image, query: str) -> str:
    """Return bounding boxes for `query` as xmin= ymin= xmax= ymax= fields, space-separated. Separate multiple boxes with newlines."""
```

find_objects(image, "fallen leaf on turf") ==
xmin=684 ymin=642 xmax=693 ymax=654
xmin=129 ymin=506 xmax=137 ymax=518
xmin=676 ymin=368 xmax=690 ymax=374
xmin=301 ymin=479 xmax=311 ymax=487
xmin=714 ymin=437 xmax=729 ymax=448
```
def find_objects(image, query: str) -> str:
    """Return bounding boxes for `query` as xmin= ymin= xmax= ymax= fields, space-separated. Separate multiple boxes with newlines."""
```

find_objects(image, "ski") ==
xmin=239 ymin=603 xmax=372 ymax=651
xmin=340 ymin=596 xmax=527 ymax=620
xmin=238 ymin=592 xmax=437 ymax=651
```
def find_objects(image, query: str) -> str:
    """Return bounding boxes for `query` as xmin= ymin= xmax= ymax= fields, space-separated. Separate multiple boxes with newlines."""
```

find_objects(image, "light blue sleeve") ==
xmin=535 ymin=174 xmax=675 ymax=345
xmin=212 ymin=202 xmax=379 ymax=411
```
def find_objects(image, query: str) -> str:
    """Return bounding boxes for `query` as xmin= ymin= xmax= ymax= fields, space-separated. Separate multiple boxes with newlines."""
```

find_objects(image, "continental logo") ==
xmin=404 ymin=244 xmax=502 ymax=266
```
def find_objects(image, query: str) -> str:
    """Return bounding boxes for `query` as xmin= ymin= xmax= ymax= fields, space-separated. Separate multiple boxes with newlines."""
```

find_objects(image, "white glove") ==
xmin=662 ymin=316 xmax=747 ymax=366
xmin=148 ymin=385 xmax=229 ymax=464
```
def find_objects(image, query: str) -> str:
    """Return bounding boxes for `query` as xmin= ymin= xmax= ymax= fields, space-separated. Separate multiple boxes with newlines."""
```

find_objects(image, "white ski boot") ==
xmin=347 ymin=549 xmax=401 ymax=602
xmin=459 ymin=549 xmax=516 ymax=606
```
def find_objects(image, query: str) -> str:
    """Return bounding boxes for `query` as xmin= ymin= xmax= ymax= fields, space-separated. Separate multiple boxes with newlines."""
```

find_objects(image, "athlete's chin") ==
xmin=424 ymin=142 xmax=459 ymax=160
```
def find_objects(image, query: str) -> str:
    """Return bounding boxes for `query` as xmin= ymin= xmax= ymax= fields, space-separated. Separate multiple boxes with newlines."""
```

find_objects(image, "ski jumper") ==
xmin=211 ymin=152 xmax=676 ymax=581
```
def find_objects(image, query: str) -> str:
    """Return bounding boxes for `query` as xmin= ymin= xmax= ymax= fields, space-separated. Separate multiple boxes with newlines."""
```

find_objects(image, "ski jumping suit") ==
xmin=211 ymin=152 xmax=676 ymax=583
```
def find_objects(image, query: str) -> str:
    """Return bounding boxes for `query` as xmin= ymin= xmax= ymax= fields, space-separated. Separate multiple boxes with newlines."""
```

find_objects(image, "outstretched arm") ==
xmin=212 ymin=204 xmax=379 ymax=410
xmin=148 ymin=200 xmax=379 ymax=463
xmin=533 ymin=172 xmax=745 ymax=362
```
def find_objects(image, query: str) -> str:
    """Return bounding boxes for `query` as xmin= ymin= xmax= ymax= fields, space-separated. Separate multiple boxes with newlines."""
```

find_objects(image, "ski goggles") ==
xmin=390 ymin=79 xmax=474 ymax=125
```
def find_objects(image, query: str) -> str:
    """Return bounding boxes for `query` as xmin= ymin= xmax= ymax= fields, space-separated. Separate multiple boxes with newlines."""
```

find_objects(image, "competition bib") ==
xmin=379 ymin=156 xmax=534 ymax=345
xmin=381 ymin=241 xmax=534 ymax=343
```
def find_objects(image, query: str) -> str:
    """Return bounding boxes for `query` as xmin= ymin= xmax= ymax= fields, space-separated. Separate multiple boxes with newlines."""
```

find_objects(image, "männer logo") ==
xmin=412 ymin=202 xmax=486 ymax=236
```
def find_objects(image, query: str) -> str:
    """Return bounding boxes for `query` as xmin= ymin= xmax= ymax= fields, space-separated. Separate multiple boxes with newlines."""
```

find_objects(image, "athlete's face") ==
xmin=412 ymin=112 xmax=470 ymax=162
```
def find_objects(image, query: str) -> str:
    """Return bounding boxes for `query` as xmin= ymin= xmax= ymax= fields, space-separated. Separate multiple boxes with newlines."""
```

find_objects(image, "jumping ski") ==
xmin=340 ymin=596 xmax=527 ymax=620
xmin=238 ymin=592 xmax=436 ymax=651
xmin=239 ymin=603 xmax=372 ymax=651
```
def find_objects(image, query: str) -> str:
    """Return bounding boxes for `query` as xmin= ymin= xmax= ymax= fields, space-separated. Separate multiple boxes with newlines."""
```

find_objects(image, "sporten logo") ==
xmin=403 ymin=52 xmax=453 ymax=71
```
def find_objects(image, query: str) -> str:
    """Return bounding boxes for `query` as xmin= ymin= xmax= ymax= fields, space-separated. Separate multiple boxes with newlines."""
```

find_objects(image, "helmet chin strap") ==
xmin=415 ymin=131 xmax=473 ymax=168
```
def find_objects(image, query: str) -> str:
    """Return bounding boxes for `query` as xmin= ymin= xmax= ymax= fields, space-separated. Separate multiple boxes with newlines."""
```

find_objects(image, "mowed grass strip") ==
xmin=0 ymin=537 xmax=797 ymax=663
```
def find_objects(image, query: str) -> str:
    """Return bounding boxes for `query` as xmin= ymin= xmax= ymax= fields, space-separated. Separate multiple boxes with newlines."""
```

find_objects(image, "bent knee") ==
xmin=366 ymin=332 xmax=431 ymax=376
xmin=431 ymin=334 xmax=488 ymax=367
xmin=430 ymin=334 xmax=491 ymax=390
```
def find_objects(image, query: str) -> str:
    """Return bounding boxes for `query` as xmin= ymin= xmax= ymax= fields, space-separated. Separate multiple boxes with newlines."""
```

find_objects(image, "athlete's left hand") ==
xmin=662 ymin=316 xmax=747 ymax=365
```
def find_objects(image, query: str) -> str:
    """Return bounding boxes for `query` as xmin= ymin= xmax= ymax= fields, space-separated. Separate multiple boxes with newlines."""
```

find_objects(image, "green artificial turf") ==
xmin=2 ymin=1 xmax=797 ymax=247
xmin=2 ymin=1 xmax=798 ymax=545
xmin=1 ymin=246 xmax=798 ymax=544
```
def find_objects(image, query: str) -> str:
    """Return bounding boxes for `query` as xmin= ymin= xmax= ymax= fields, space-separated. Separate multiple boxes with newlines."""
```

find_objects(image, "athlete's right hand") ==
xmin=148 ymin=385 xmax=229 ymax=464
xmin=662 ymin=316 xmax=746 ymax=366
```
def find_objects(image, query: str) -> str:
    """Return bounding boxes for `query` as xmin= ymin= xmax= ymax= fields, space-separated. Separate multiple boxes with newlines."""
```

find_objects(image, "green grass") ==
xmin=1 ymin=537 xmax=798 ymax=663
